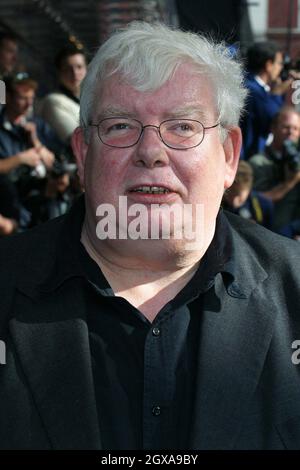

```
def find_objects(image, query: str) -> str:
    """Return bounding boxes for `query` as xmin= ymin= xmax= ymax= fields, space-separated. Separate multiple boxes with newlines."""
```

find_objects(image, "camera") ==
xmin=49 ymin=157 xmax=77 ymax=179
xmin=30 ymin=162 xmax=46 ymax=179
xmin=282 ymin=139 xmax=300 ymax=172
xmin=280 ymin=55 xmax=300 ymax=81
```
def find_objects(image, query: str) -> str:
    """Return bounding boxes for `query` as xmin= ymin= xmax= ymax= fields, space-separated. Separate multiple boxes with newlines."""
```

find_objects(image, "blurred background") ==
xmin=0 ymin=0 xmax=299 ymax=88
xmin=2 ymin=0 xmax=300 ymax=239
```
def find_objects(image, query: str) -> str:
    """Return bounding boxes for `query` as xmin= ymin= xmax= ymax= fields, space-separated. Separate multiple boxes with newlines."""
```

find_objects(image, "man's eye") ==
xmin=105 ymin=122 xmax=131 ymax=133
xmin=111 ymin=123 xmax=129 ymax=130
xmin=179 ymin=124 xmax=192 ymax=131
xmin=168 ymin=122 xmax=195 ymax=133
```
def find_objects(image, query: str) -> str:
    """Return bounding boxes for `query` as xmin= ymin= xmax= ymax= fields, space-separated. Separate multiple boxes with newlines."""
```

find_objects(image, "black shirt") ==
xmin=74 ymin=209 xmax=235 ymax=450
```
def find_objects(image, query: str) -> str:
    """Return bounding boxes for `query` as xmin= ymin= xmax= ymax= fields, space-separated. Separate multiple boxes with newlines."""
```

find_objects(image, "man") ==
xmin=241 ymin=41 xmax=290 ymax=159
xmin=0 ymin=32 xmax=18 ymax=79
xmin=0 ymin=75 xmax=63 ymax=228
xmin=249 ymin=106 xmax=300 ymax=230
xmin=222 ymin=161 xmax=274 ymax=230
xmin=24 ymin=159 xmax=77 ymax=228
xmin=0 ymin=75 xmax=60 ymax=178
xmin=0 ymin=22 xmax=300 ymax=450
xmin=39 ymin=46 xmax=87 ymax=143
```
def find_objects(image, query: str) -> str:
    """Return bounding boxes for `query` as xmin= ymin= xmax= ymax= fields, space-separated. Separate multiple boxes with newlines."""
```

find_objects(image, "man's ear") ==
xmin=71 ymin=127 xmax=88 ymax=188
xmin=223 ymin=126 xmax=242 ymax=190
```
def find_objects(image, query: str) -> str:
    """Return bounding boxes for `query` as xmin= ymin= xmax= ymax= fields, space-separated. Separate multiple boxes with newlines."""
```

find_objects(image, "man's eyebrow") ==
xmin=164 ymin=107 xmax=208 ymax=121
xmin=95 ymin=105 xmax=211 ymax=122
xmin=95 ymin=106 xmax=136 ymax=121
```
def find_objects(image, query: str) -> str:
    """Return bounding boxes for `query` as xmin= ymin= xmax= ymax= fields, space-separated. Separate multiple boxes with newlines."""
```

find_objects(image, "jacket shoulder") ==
xmin=224 ymin=211 xmax=300 ymax=269
xmin=0 ymin=215 xmax=66 ymax=275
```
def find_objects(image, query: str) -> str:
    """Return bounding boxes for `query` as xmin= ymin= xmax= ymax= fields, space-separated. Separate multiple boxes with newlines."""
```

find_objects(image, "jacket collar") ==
xmin=188 ymin=213 xmax=272 ymax=449
xmin=17 ymin=197 xmax=267 ymax=301
xmin=222 ymin=214 xmax=268 ymax=298
xmin=190 ymin=271 xmax=275 ymax=449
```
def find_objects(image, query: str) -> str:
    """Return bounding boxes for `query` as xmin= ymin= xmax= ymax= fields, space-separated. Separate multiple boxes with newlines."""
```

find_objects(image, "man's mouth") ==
xmin=130 ymin=186 xmax=171 ymax=194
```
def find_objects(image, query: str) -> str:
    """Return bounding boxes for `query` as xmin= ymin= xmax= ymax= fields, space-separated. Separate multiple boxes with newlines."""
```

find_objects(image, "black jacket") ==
xmin=1 ymin=197 xmax=300 ymax=449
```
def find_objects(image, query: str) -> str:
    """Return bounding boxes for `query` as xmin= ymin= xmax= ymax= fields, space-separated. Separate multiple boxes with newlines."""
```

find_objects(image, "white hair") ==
xmin=80 ymin=21 xmax=247 ymax=141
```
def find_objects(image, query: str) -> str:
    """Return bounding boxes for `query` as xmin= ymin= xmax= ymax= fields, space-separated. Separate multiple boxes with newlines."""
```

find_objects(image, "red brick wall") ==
xmin=268 ymin=0 xmax=297 ymax=28
xmin=267 ymin=0 xmax=300 ymax=59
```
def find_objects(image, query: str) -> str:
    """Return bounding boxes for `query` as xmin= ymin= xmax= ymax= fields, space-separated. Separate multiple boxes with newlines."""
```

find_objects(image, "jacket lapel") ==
xmin=9 ymin=280 xmax=102 ymax=450
xmin=190 ymin=223 xmax=276 ymax=450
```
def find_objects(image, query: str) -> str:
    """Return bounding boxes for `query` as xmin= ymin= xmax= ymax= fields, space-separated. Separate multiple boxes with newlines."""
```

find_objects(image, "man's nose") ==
xmin=133 ymin=125 xmax=170 ymax=168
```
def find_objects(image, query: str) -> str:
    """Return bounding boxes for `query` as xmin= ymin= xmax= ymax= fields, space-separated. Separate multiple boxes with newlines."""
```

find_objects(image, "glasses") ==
xmin=89 ymin=117 xmax=220 ymax=150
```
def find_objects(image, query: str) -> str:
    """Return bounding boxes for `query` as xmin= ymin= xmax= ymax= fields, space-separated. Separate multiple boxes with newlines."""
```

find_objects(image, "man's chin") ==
xmin=97 ymin=237 xmax=204 ymax=263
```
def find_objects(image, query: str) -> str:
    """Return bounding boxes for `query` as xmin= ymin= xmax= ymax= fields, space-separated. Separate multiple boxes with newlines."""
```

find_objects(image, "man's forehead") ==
xmin=14 ymin=85 xmax=35 ymax=96
xmin=93 ymin=68 xmax=215 ymax=120
xmin=279 ymin=112 xmax=300 ymax=125
xmin=63 ymin=53 xmax=85 ymax=65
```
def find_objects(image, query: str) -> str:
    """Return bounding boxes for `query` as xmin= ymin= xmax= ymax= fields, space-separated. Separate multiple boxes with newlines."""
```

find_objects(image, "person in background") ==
xmin=25 ymin=159 xmax=77 ymax=227
xmin=249 ymin=106 xmax=300 ymax=230
xmin=0 ymin=32 xmax=19 ymax=79
xmin=222 ymin=160 xmax=274 ymax=230
xmin=39 ymin=46 xmax=87 ymax=144
xmin=240 ymin=41 xmax=295 ymax=159
xmin=0 ymin=75 xmax=60 ymax=178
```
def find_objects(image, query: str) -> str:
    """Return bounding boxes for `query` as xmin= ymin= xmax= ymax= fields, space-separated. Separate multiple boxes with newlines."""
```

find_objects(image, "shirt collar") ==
xmin=254 ymin=75 xmax=271 ymax=93
xmin=0 ymin=108 xmax=31 ymax=135
xmin=2 ymin=114 xmax=14 ymax=131
xmin=37 ymin=197 xmax=238 ymax=303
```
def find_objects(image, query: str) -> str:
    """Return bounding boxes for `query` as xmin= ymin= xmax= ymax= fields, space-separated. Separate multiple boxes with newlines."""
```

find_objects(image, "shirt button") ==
xmin=152 ymin=406 xmax=161 ymax=416
xmin=152 ymin=327 xmax=161 ymax=337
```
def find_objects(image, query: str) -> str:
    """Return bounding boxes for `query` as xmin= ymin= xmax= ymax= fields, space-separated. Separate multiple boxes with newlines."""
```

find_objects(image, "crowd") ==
xmin=0 ymin=32 xmax=85 ymax=235
xmin=225 ymin=40 xmax=300 ymax=239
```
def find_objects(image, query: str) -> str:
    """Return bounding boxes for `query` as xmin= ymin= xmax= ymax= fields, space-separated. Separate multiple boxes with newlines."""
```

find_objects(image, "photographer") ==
xmin=0 ymin=74 xmax=65 ymax=208
xmin=24 ymin=159 xmax=77 ymax=228
xmin=0 ymin=75 xmax=61 ymax=177
xmin=249 ymin=106 xmax=300 ymax=230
